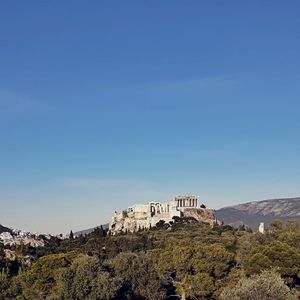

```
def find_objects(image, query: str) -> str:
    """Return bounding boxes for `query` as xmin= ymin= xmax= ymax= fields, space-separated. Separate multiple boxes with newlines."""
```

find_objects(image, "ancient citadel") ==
xmin=109 ymin=195 xmax=219 ymax=234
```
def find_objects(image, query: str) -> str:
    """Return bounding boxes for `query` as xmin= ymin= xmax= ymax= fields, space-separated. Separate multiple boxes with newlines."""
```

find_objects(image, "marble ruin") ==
xmin=109 ymin=195 xmax=219 ymax=234
xmin=258 ymin=222 xmax=265 ymax=234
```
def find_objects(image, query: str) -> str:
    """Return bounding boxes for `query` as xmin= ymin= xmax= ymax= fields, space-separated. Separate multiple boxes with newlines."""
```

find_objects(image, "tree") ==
xmin=245 ymin=241 xmax=300 ymax=286
xmin=269 ymin=220 xmax=283 ymax=231
xmin=175 ymin=273 xmax=215 ymax=300
xmin=92 ymin=226 xmax=106 ymax=238
xmin=69 ymin=230 xmax=74 ymax=240
xmin=157 ymin=240 xmax=234 ymax=299
xmin=16 ymin=252 xmax=77 ymax=299
xmin=109 ymin=250 xmax=167 ymax=300
xmin=0 ymin=270 xmax=10 ymax=300
xmin=219 ymin=270 xmax=298 ymax=300
xmin=57 ymin=255 xmax=121 ymax=300
xmin=156 ymin=220 xmax=166 ymax=228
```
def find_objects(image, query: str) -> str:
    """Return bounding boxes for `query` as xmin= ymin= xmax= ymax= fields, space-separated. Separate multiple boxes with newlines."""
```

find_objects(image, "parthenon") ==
xmin=174 ymin=195 xmax=198 ymax=208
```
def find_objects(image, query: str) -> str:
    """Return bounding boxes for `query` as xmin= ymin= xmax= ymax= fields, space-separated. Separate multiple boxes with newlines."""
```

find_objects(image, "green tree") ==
xmin=17 ymin=252 xmax=77 ymax=299
xmin=246 ymin=241 xmax=300 ymax=286
xmin=109 ymin=250 xmax=167 ymax=300
xmin=219 ymin=270 xmax=298 ymax=300
xmin=157 ymin=240 xmax=234 ymax=299
xmin=235 ymin=232 xmax=258 ymax=265
xmin=0 ymin=270 xmax=10 ymax=300
xmin=175 ymin=273 xmax=215 ymax=300
xmin=269 ymin=220 xmax=283 ymax=232
xmin=57 ymin=255 xmax=120 ymax=300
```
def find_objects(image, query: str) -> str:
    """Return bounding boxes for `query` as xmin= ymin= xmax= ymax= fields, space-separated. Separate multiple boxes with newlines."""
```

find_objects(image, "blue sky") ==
xmin=1 ymin=1 xmax=300 ymax=234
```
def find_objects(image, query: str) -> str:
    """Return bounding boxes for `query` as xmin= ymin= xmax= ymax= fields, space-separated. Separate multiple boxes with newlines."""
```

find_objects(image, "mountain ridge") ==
xmin=216 ymin=197 xmax=300 ymax=229
xmin=0 ymin=224 xmax=13 ymax=234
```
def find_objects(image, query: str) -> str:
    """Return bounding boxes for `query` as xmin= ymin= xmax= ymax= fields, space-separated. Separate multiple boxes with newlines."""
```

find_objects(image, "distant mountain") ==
xmin=74 ymin=224 xmax=108 ymax=237
xmin=216 ymin=197 xmax=300 ymax=229
xmin=0 ymin=224 xmax=13 ymax=234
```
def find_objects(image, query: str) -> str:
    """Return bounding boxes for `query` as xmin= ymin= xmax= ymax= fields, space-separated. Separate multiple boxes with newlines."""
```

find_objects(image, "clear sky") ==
xmin=1 ymin=1 xmax=300 ymax=234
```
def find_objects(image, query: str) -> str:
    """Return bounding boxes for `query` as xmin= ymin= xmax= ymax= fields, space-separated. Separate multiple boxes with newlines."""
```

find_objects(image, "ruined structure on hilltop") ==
xmin=109 ymin=195 xmax=219 ymax=234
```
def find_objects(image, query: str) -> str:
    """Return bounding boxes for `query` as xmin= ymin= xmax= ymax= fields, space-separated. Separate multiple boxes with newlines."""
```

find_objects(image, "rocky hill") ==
xmin=216 ymin=197 xmax=300 ymax=229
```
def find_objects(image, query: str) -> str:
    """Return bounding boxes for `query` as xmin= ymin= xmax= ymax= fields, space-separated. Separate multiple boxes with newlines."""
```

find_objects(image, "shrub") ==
xmin=219 ymin=270 xmax=298 ymax=300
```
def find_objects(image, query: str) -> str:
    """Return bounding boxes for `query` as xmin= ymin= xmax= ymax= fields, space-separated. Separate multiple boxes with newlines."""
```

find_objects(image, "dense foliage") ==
xmin=0 ymin=219 xmax=299 ymax=299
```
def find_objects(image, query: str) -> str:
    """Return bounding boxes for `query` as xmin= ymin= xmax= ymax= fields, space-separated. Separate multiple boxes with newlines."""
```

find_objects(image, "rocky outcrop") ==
xmin=182 ymin=208 xmax=219 ymax=226
xmin=110 ymin=213 xmax=141 ymax=234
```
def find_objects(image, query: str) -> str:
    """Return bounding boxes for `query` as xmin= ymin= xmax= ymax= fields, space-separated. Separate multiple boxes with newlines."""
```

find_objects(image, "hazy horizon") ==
xmin=1 ymin=1 xmax=300 ymax=234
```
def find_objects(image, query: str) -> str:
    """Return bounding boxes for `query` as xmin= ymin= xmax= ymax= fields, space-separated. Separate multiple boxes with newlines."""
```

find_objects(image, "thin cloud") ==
xmin=60 ymin=177 xmax=173 ymax=201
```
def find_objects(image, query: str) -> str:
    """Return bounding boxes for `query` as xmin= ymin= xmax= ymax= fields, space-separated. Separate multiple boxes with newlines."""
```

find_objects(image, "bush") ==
xmin=219 ymin=270 xmax=298 ymax=300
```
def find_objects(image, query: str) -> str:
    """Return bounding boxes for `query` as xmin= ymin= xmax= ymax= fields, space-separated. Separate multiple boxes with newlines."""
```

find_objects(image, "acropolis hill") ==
xmin=109 ymin=195 xmax=219 ymax=234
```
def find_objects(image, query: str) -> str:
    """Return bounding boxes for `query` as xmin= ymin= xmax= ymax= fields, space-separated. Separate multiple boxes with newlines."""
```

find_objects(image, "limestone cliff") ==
xmin=181 ymin=208 xmax=219 ymax=226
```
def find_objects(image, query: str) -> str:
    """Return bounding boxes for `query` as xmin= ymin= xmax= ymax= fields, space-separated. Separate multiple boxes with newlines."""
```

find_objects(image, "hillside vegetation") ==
xmin=0 ymin=218 xmax=299 ymax=299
